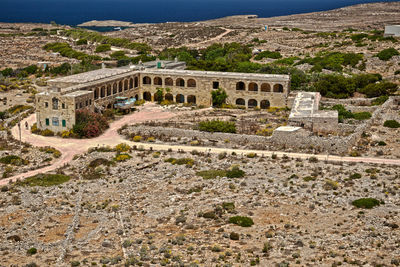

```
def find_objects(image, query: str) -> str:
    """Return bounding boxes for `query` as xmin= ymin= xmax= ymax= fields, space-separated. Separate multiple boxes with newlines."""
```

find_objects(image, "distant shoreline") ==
xmin=0 ymin=0 xmax=398 ymax=26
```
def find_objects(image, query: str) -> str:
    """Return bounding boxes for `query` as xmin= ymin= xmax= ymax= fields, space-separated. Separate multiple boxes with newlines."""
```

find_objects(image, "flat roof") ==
xmin=48 ymin=68 xmax=132 ymax=85
xmin=141 ymin=68 xmax=290 ymax=81
xmin=275 ymin=126 xmax=301 ymax=132
xmin=64 ymin=90 xmax=93 ymax=97
xmin=289 ymin=92 xmax=320 ymax=119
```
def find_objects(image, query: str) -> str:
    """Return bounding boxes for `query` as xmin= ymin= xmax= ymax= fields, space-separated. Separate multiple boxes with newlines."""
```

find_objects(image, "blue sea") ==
xmin=0 ymin=0 xmax=398 ymax=26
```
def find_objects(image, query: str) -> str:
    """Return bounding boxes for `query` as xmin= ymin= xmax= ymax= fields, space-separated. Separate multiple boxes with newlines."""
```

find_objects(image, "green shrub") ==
xmin=303 ymin=176 xmax=316 ymax=182
xmin=95 ymin=44 xmax=111 ymax=53
xmin=230 ymin=232 xmax=240 ymax=240
xmin=76 ymin=39 xmax=87 ymax=45
xmin=73 ymin=109 xmax=109 ymax=138
xmin=371 ymin=95 xmax=389 ymax=105
xmin=114 ymin=154 xmax=131 ymax=162
xmin=115 ymin=143 xmax=130 ymax=153
xmin=165 ymin=158 xmax=195 ymax=166
xmin=41 ymin=129 xmax=55 ymax=136
xmin=222 ymin=202 xmax=235 ymax=212
xmin=198 ymin=120 xmax=236 ymax=133
xmin=88 ymin=158 xmax=113 ymax=168
xmin=226 ymin=166 xmax=245 ymax=178
xmin=254 ymin=50 xmax=282 ymax=60
xmin=39 ymin=146 xmax=61 ymax=158
xmin=246 ymin=153 xmax=257 ymax=158
xmin=349 ymin=173 xmax=361 ymax=180
xmin=377 ymin=141 xmax=387 ymax=146
xmin=353 ymin=112 xmax=371 ymax=120
xmin=211 ymin=88 xmax=228 ymax=107
xmin=383 ymin=120 xmax=400 ymax=128
xmin=229 ymin=216 xmax=254 ymax=227
xmin=0 ymin=155 xmax=24 ymax=165
xmin=376 ymin=48 xmax=399 ymax=61
xmin=27 ymin=247 xmax=37 ymax=255
xmin=196 ymin=169 xmax=226 ymax=179
xmin=352 ymin=198 xmax=381 ymax=209
xmin=17 ymin=174 xmax=70 ymax=187
xmin=132 ymin=135 xmax=142 ymax=142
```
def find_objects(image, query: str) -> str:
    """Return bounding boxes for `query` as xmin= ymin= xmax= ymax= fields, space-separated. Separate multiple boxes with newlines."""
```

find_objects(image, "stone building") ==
xmin=384 ymin=25 xmax=400 ymax=37
xmin=36 ymin=60 xmax=290 ymax=132
xmin=288 ymin=92 xmax=338 ymax=135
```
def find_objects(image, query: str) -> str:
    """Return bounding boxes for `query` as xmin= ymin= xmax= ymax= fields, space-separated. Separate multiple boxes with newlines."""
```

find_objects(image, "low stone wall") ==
xmin=123 ymin=125 xmax=269 ymax=145
xmin=122 ymin=97 xmax=398 ymax=155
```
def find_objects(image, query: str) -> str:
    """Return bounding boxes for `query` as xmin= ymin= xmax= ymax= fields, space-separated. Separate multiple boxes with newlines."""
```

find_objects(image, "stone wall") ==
xmin=122 ymin=97 xmax=398 ymax=155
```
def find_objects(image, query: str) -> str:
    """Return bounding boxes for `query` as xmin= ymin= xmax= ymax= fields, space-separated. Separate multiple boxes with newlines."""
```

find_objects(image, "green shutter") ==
xmin=62 ymin=120 xmax=66 ymax=127
xmin=45 ymin=118 xmax=49 ymax=126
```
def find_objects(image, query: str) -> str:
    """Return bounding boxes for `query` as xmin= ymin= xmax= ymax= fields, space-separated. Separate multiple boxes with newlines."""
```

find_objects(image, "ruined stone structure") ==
xmin=36 ymin=61 xmax=290 ymax=132
xmin=288 ymin=92 xmax=338 ymax=135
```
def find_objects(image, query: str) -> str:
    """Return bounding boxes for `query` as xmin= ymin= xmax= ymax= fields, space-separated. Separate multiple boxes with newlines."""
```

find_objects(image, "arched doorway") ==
xmin=165 ymin=93 xmax=174 ymax=101
xmin=94 ymin=88 xmax=99 ymax=99
xmin=134 ymin=94 xmax=139 ymax=100
xmin=101 ymin=86 xmax=105 ymax=98
xmin=260 ymin=100 xmax=270 ymax=109
xmin=236 ymin=98 xmax=245 ymax=106
xmin=187 ymin=95 xmax=196 ymax=104
xmin=113 ymin=83 xmax=117 ymax=94
xmin=134 ymin=77 xmax=138 ymax=87
xmin=248 ymin=99 xmax=258 ymax=108
xmin=107 ymin=85 xmax=111 ymax=96
xmin=143 ymin=92 xmax=152 ymax=101
xmin=129 ymin=78 xmax=133 ymax=89
xmin=176 ymin=94 xmax=184 ymax=103
xmin=248 ymin=83 xmax=258 ymax=91
xmin=124 ymin=80 xmax=128 ymax=91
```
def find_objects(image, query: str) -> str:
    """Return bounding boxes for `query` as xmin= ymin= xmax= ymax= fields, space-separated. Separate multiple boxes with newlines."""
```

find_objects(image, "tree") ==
xmin=154 ymin=88 xmax=164 ymax=103
xmin=211 ymin=88 xmax=228 ymax=107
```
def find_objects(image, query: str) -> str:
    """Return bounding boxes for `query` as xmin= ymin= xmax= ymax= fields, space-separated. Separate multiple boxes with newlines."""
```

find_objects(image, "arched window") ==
xmin=176 ymin=78 xmax=185 ymax=87
xmin=248 ymin=99 xmax=257 ymax=108
xmin=154 ymin=77 xmax=162 ymax=86
xmin=261 ymin=83 xmax=271 ymax=92
xmin=260 ymin=100 xmax=270 ymax=109
xmin=113 ymin=83 xmax=117 ymax=94
xmin=236 ymin=98 xmax=245 ymax=106
xmin=176 ymin=94 xmax=185 ymax=103
xmin=236 ymin=82 xmax=245 ymax=91
xmin=273 ymin=84 xmax=284 ymax=93
xmin=101 ymin=86 xmax=105 ymax=98
xmin=187 ymin=95 xmax=196 ymax=104
xmin=248 ymin=82 xmax=258 ymax=92
xmin=187 ymin=79 xmax=196 ymax=88
xmin=143 ymin=76 xmax=151 ymax=85
xmin=134 ymin=77 xmax=139 ymax=87
xmin=107 ymin=85 xmax=112 ymax=96
xmin=165 ymin=77 xmax=173 ymax=86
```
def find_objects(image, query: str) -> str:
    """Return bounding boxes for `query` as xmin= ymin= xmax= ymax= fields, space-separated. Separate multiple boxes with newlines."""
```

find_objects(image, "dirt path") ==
xmin=3 ymin=104 xmax=400 ymax=186
xmin=186 ymin=27 xmax=233 ymax=48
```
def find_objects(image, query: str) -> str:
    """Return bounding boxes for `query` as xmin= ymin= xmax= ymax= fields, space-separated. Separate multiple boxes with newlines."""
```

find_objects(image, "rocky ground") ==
xmin=0 ymin=138 xmax=61 ymax=179
xmin=0 ymin=147 xmax=399 ymax=266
